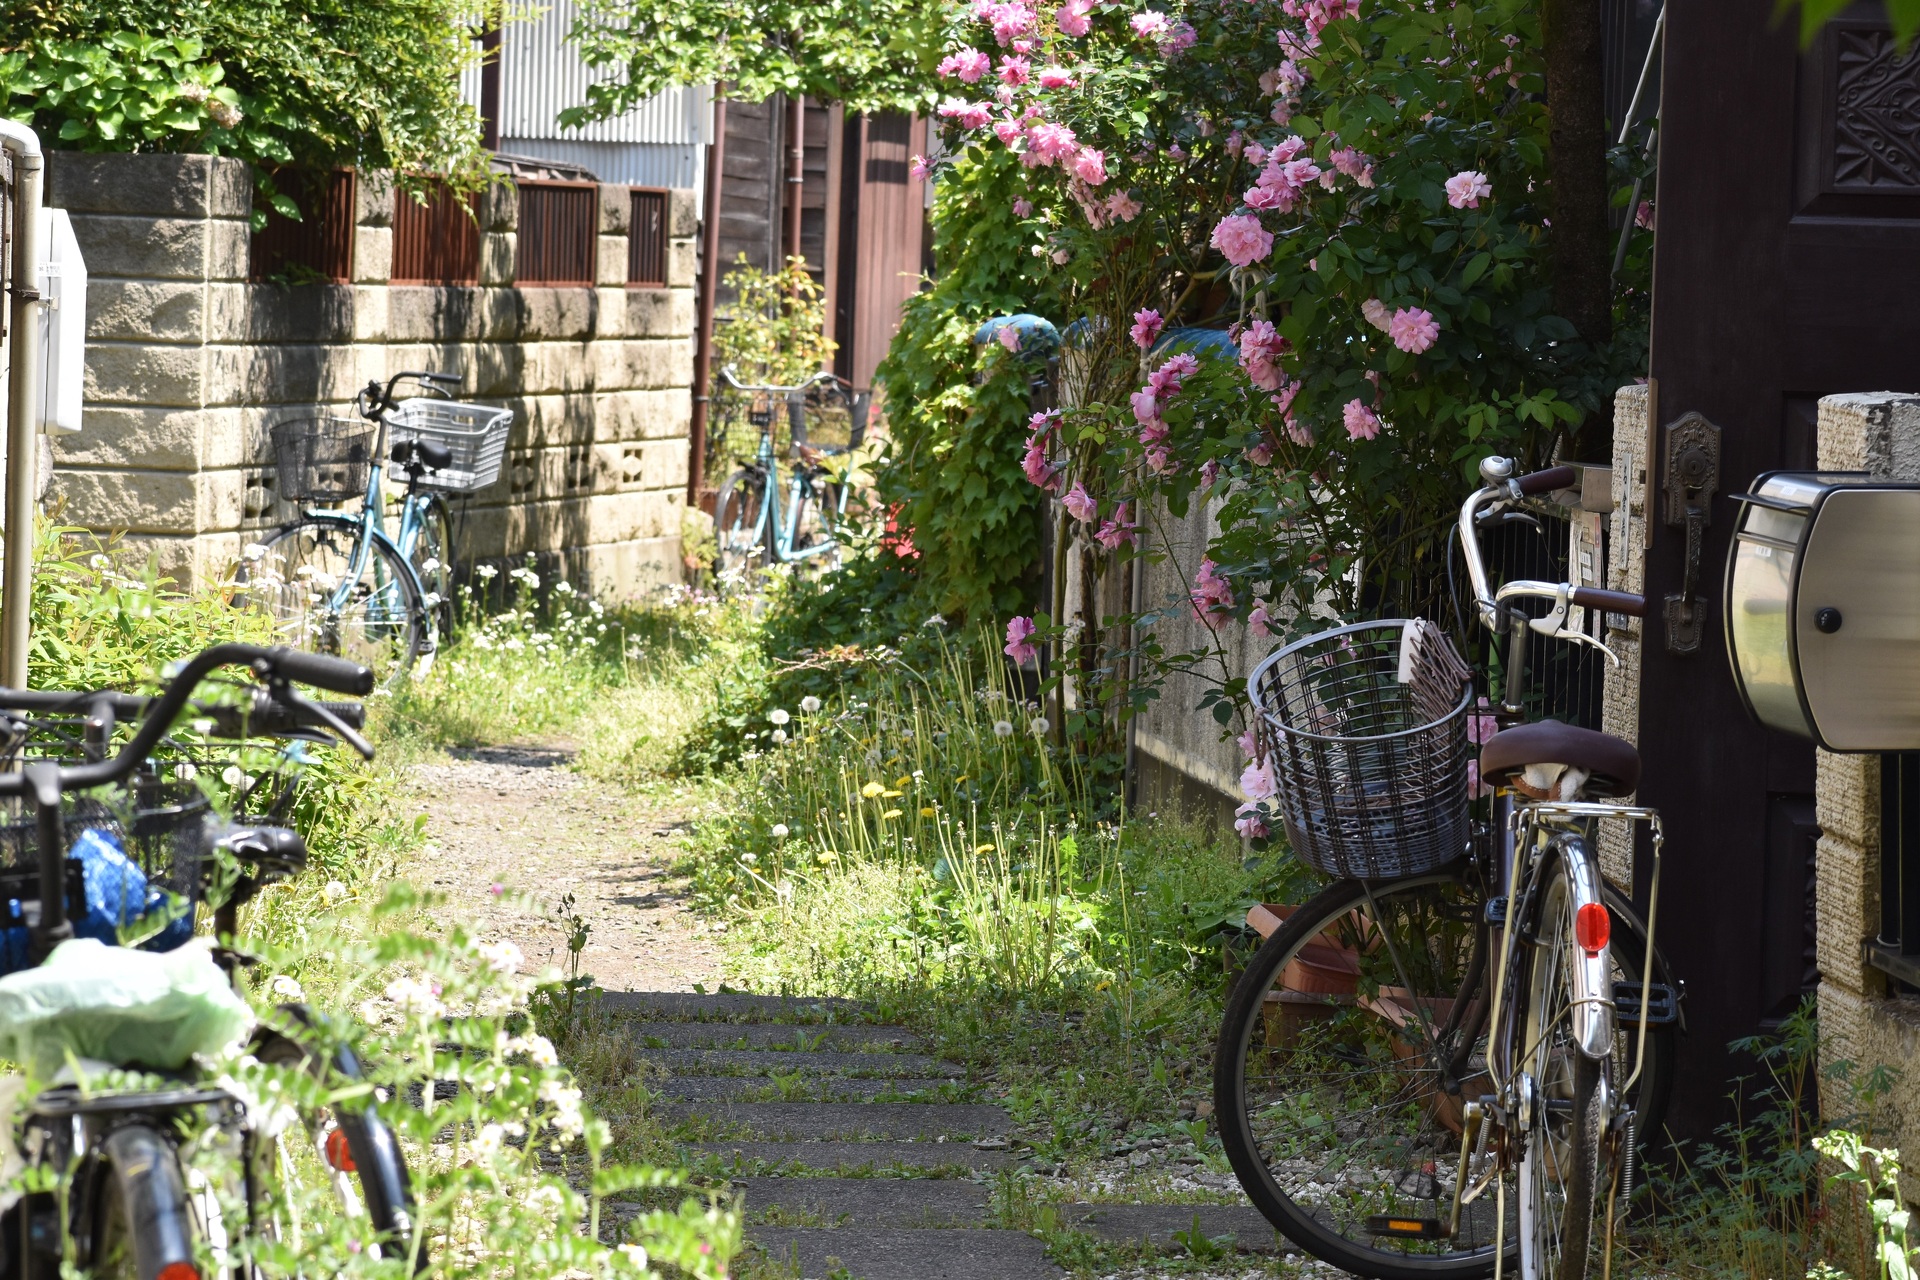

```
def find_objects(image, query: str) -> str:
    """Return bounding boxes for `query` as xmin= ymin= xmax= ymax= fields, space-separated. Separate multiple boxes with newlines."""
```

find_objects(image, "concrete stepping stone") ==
xmin=738 ymin=1176 xmax=990 ymax=1227
xmin=666 ymin=1102 xmax=1011 ymax=1142
xmin=687 ymin=1141 xmax=1014 ymax=1174
xmin=640 ymin=1046 xmax=961 ymax=1078
xmin=1062 ymin=1203 xmax=1287 ymax=1252
xmin=748 ymin=1227 xmax=1059 ymax=1280
xmin=655 ymin=1077 xmax=955 ymax=1103
xmin=594 ymin=991 xmax=865 ymax=1022
xmin=625 ymin=1021 xmax=925 ymax=1052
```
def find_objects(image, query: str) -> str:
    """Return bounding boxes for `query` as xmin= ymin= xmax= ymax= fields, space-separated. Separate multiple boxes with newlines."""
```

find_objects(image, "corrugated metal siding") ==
xmin=471 ymin=0 xmax=710 ymax=146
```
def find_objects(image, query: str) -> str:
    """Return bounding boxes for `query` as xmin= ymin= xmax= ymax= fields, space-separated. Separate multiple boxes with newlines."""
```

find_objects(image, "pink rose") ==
xmin=1027 ymin=121 xmax=1080 ymax=165
xmin=1056 ymin=0 xmax=1093 ymax=35
xmin=1095 ymin=503 xmax=1138 ymax=549
xmin=998 ymin=326 xmax=1022 ymax=353
xmin=1249 ymin=603 xmax=1273 ymax=637
xmin=1190 ymin=557 xmax=1236 ymax=629
xmin=994 ymin=117 xmax=1024 ymax=146
xmin=1237 ymin=319 xmax=1290 ymax=391
xmin=1037 ymin=64 xmax=1076 ymax=88
xmin=1005 ymin=616 xmax=1038 ymax=663
xmin=1234 ymin=803 xmax=1270 ymax=840
xmin=1445 ymin=169 xmax=1492 ymax=209
xmin=1211 ymin=213 xmax=1274 ymax=268
xmin=1130 ymin=308 xmax=1164 ymax=350
xmin=1106 ymin=189 xmax=1142 ymax=221
xmin=1022 ymin=441 xmax=1060 ymax=490
xmin=1013 ymin=196 xmax=1033 ymax=217
xmin=988 ymin=1 xmax=1037 ymax=44
xmin=1635 ymin=200 xmax=1655 ymax=229
xmin=999 ymin=55 xmax=1031 ymax=84
xmin=1240 ymin=757 xmax=1277 ymax=800
xmin=1361 ymin=297 xmax=1390 ymax=331
xmin=1063 ymin=482 xmax=1098 ymax=522
xmin=910 ymin=154 xmax=931 ymax=181
xmin=1343 ymin=398 xmax=1381 ymax=441
xmin=1071 ymin=147 xmax=1108 ymax=186
xmin=939 ymin=48 xmax=993 ymax=82
xmin=1130 ymin=11 xmax=1171 ymax=39
xmin=1387 ymin=307 xmax=1440 ymax=354
xmin=1161 ymin=19 xmax=1197 ymax=51
xmin=1130 ymin=387 xmax=1163 ymax=428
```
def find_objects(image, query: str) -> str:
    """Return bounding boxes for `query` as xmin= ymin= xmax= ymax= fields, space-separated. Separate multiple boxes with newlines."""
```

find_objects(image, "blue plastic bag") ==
xmin=0 ymin=828 xmax=191 ymax=976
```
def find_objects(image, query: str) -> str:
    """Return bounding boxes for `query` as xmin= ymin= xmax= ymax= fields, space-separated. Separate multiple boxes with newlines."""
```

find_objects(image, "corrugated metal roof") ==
xmin=469 ymin=0 xmax=710 ymax=146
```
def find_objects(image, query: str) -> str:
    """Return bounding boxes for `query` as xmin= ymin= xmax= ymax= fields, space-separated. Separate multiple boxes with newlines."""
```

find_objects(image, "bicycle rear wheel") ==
xmin=714 ymin=469 xmax=769 ymax=577
xmin=1215 ymin=872 xmax=1509 ymax=1279
xmin=238 ymin=516 xmax=426 ymax=685
xmin=1517 ymin=842 xmax=1605 ymax=1280
xmin=90 ymin=1126 xmax=198 ymax=1280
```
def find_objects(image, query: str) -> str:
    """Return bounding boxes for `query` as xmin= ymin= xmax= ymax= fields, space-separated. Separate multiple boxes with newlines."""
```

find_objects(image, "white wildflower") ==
xmin=384 ymin=974 xmax=445 ymax=1021
xmin=769 ymin=708 xmax=791 ymax=726
xmin=618 ymin=1243 xmax=649 ymax=1269
xmin=323 ymin=880 xmax=347 ymax=903
xmin=476 ymin=939 xmax=523 ymax=975
xmin=924 ymin=613 xmax=947 ymax=628
xmin=539 ymin=1079 xmax=585 ymax=1138
xmin=799 ymin=696 xmax=823 ymax=714
xmin=771 ymin=824 xmax=789 ymax=840
xmin=470 ymin=1123 xmax=505 ymax=1163
xmin=419 ymin=557 xmax=440 ymax=574
xmin=1030 ymin=717 xmax=1050 ymax=736
xmin=269 ymin=974 xmax=306 ymax=1002
xmin=993 ymin=720 xmax=1015 ymax=738
xmin=554 ymin=580 xmax=575 ymax=595
xmin=525 ymin=1180 xmax=569 ymax=1213
xmin=771 ymin=729 xmax=788 ymax=745
xmin=475 ymin=563 xmax=498 ymax=581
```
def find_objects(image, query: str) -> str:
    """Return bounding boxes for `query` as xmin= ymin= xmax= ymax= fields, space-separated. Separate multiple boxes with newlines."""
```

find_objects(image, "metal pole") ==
xmin=784 ymin=93 xmax=805 ymax=266
xmin=0 ymin=121 xmax=43 ymax=690
xmin=688 ymin=87 xmax=727 ymax=508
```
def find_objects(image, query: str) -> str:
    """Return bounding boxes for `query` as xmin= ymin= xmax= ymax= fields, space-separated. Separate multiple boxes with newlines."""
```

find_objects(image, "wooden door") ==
xmin=831 ymin=111 xmax=928 ymax=392
xmin=1639 ymin=0 xmax=1920 ymax=1135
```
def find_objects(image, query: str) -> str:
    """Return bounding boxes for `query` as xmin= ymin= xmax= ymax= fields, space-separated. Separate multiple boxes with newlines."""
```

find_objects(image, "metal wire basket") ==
xmin=1250 ymin=619 xmax=1475 ymax=879
xmin=387 ymin=398 xmax=514 ymax=492
xmin=271 ymin=417 xmax=376 ymax=504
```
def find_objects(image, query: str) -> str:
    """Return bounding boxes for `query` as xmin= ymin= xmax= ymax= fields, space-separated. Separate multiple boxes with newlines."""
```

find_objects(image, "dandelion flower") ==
xmin=269 ymin=974 xmax=306 ymax=1002
xmin=800 ymin=695 xmax=823 ymax=714
xmin=769 ymin=708 xmax=791 ymax=725
xmin=882 ymin=809 xmax=904 ymax=820
xmin=771 ymin=728 xmax=788 ymax=744
xmin=1030 ymin=717 xmax=1051 ymax=735
xmin=771 ymin=823 xmax=790 ymax=839
xmin=920 ymin=806 xmax=937 ymax=818
xmin=994 ymin=720 xmax=1016 ymax=738
xmin=861 ymin=781 xmax=886 ymax=798
xmin=323 ymin=880 xmax=348 ymax=903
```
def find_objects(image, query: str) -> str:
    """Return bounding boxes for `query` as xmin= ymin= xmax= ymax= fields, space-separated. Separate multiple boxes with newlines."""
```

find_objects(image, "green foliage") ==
xmin=564 ymin=0 xmax=944 ymax=121
xmin=713 ymin=256 xmax=838 ymax=389
xmin=872 ymin=148 xmax=1056 ymax=619
xmin=1779 ymin=0 xmax=1920 ymax=48
xmin=0 ymin=0 xmax=492 ymax=193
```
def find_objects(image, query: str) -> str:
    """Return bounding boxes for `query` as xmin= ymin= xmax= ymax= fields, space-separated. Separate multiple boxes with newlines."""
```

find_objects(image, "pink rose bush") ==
xmin=1130 ymin=308 xmax=1164 ymax=350
xmin=1445 ymin=169 xmax=1492 ymax=209
xmin=1210 ymin=214 xmax=1273 ymax=268
xmin=1004 ymin=615 xmax=1038 ymax=663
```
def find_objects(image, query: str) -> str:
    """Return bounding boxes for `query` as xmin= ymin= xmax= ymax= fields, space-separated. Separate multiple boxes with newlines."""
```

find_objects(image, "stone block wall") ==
xmin=45 ymin=153 xmax=697 ymax=598
xmin=1808 ymin=393 xmax=1920 ymax=1148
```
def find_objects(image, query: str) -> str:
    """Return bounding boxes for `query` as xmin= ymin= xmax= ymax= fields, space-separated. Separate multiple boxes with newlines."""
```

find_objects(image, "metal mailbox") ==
xmin=1725 ymin=471 xmax=1920 ymax=752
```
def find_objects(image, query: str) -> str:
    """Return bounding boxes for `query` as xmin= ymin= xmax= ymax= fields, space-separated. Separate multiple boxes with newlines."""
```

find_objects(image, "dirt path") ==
xmin=398 ymin=745 xmax=724 ymax=992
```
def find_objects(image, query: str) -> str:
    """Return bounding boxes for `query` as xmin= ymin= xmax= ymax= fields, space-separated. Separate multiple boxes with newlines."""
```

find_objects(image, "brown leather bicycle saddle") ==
xmin=1479 ymin=720 xmax=1641 ymax=798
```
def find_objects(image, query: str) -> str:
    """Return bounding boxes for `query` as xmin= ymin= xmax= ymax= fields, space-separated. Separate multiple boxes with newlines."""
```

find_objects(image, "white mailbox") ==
xmin=36 ymin=206 xmax=86 ymax=434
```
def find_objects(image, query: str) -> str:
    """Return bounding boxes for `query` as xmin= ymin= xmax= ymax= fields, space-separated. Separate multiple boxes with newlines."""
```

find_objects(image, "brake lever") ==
xmin=283 ymin=691 xmax=375 ymax=760
xmin=1523 ymin=585 xmax=1621 ymax=667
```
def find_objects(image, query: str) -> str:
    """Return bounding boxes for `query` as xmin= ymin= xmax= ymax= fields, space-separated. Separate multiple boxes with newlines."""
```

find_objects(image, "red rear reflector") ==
xmin=1575 ymin=902 xmax=1611 ymax=954
xmin=325 ymin=1128 xmax=357 ymax=1172
xmin=157 ymin=1262 xmax=201 ymax=1280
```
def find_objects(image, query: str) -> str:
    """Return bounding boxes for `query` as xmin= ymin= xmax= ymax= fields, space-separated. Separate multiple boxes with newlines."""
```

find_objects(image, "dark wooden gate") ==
xmin=1639 ymin=0 xmax=1920 ymax=1134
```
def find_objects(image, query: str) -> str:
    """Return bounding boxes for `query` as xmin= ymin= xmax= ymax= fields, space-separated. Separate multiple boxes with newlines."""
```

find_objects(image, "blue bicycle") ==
xmin=241 ymin=371 xmax=512 ymax=682
xmin=712 ymin=366 xmax=865 ymax=576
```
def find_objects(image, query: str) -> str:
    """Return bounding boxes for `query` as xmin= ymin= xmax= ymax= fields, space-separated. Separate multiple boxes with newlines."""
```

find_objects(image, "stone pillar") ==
xmin=45 ymin=153 xmax=253 ymax=584
xmin=1810 ymin=393 xmax=1920 ymax=1143
xmin=1598 ymin=382 xmax=1651 ymax=884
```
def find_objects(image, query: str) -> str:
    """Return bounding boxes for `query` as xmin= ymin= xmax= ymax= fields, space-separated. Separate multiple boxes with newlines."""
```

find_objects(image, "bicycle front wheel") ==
xmin=1517 ymin=842 xmax=1606 ymax=1280
xmin=714 ymin=469 xmax=768 ymax=577
xmin=408 ymin=494 xmax=455 ymax=640
xmin=238 ymin=516 xmax=426 ymax=684
xmin=1215 ymin=872 xmax=1510 ymax=1279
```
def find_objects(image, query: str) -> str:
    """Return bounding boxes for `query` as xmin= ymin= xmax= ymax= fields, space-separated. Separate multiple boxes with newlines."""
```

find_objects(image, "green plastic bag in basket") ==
xmin=0 ymin=938 xmax=254 ymax=1074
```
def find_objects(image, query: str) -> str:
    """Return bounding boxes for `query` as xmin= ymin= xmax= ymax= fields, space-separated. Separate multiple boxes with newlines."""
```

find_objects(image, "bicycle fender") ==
xmin=1562 ymin=842 xmax=1617 ymax=1061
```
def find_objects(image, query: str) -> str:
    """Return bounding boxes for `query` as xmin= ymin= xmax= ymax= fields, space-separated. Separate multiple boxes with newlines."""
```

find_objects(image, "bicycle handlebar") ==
xmin=357 ymin=370 xmax=458 ymax=421
xmin=0 ymin=688 xmax=367 ymax=739
xmin=0 ymin=645 xmax=373 ymax=799
xmin=716 ymin=365 xmax=850 ymax=397
xmin=1459 ymin=458 xmax=1645 ymax=633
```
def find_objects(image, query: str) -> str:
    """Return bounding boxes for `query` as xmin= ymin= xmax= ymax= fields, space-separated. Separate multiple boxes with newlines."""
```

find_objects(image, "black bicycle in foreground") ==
xmin=0 ymin=643 xmax=419 ymax=1280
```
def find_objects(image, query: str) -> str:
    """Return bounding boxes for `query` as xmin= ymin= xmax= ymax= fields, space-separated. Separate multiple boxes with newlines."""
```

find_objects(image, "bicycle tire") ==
xmin=237 ymin=516 xmax=426 ymax=686
xmin=1213 ymin=870 xmax=1676 ymax=1280
xmin=90 ymin=1126 xmax=197 ymax=1280
xmin=1516 ymin=841 xmax=1605 ymax=1280
xmin=1214 ymin=872 xmax=1509 ymax=1279
xmin=407 ymin=495 xmax=455 ymax=640
xmin=714 ymin=469 xmax=769 ymax=576
xmin=253 ymin=1015 xmax=423 ymax=1266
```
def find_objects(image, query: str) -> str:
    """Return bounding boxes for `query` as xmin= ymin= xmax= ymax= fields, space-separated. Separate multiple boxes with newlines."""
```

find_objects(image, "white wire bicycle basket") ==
xmin=387 ymin=398 xmax=514 ymax=492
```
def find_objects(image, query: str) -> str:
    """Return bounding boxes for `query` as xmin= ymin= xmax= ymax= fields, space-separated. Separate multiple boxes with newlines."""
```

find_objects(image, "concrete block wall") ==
xmin=44 ymin=152 xmax=697 ymax=599
xmin=1809 ymin=392 xmax=1920 ymax=1147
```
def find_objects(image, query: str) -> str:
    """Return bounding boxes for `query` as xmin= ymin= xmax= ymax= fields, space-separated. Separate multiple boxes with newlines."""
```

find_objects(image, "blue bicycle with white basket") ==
xmin=239 ymin=371 xmax=513 ymax=683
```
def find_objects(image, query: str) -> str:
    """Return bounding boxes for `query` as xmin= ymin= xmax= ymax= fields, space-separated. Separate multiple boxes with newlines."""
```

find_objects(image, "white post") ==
xmin=0 ymin=121 xmax=43 ymax=690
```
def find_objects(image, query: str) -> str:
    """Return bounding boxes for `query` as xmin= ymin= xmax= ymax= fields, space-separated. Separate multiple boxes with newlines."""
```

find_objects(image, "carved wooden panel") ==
xmin=1795 ymin=16 xmax=1920 ymax=216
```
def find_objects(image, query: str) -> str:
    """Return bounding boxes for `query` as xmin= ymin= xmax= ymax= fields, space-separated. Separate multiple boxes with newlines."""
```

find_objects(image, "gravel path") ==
xmin=398 ymin=746 xmax=723 ymax=992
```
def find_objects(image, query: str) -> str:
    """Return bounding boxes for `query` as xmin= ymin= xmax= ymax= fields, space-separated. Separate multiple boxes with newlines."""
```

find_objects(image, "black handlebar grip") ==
xmin=316 ymin=700 xmax=367 ymax=730
xmin=1515 ymin=465 xmax=1578 ymax=497
xmin=1570 ymin=585 xmax=1647 ymax=617
xmin=269 ymin=648 xmax=375 ymax=696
